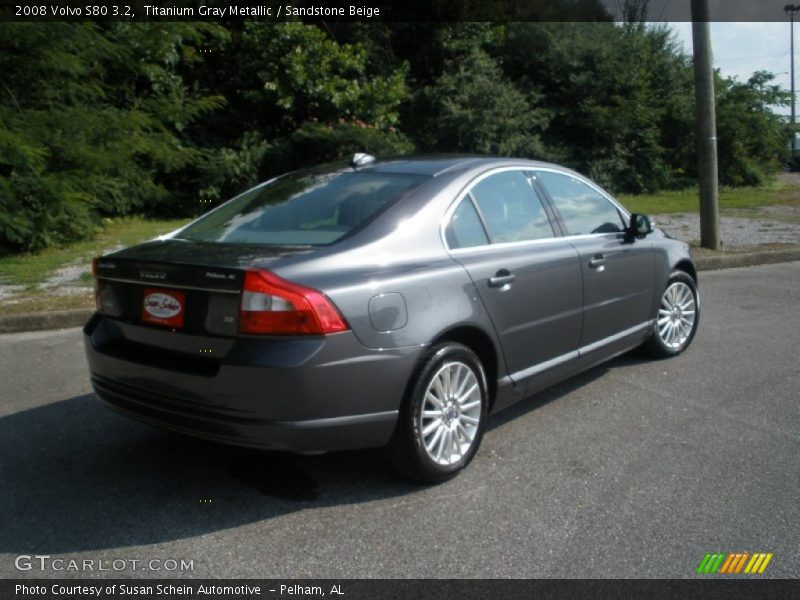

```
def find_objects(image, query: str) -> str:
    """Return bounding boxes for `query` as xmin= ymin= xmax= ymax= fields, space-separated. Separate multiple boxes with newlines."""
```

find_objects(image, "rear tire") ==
xmin=642 ymin=270 xmax=699 ymax=358
xmin=387 ymin=342 xmax=488 ymax=483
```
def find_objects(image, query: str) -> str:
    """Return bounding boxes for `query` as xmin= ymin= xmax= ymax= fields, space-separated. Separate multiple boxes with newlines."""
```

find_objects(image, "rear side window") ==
xmin=470 ymin=171 xmax=555 ymax=243
xmin=446 ymin=200 xmax=490 ymax=249
xmin=176 ymin=170 xmax=427 ymax=246
xmin=536 ymin=171 xmax=625 ymax=235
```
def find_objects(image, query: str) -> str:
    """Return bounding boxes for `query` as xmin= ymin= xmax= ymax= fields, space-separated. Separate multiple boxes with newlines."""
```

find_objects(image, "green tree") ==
xmin=181 ymin=22 xmax=411 ymax=205
xmin=715 ymin=71 xmax=790 ymax=186
xmin=0 ymin=19 xmax=793 ymax=255
xmin=0 ymin=23 xmax=224 ymax=252
xmin=502 ymin=22 xmax=695 ymax=193
xmin=400 ymin=24 xmax=549 ymax=158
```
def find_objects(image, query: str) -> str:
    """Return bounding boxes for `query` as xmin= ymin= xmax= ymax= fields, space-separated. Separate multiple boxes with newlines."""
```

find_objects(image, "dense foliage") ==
xmin=0 ymin=21 xmax=790 ymax=253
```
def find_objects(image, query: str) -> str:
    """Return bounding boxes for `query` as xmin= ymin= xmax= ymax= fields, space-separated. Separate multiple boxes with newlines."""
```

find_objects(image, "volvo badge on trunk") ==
xmin=139 ymin=270 xmax=167 ymax=280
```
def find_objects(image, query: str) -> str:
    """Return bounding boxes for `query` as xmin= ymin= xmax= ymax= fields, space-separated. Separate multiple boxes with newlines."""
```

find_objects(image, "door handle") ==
xmin=488 ymin=270 xmax=516 ymax=288
xmin=588 ymin=254 xmax=607 ymax=270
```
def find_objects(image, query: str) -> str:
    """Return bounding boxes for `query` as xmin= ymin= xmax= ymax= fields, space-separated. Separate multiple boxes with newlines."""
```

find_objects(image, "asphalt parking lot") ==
xmin=1 ymin=262 xmax=798 ymax=579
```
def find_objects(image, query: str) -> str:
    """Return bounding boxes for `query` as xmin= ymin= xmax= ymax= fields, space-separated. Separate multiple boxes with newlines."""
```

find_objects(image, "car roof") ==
xmin=358 ymin=155 xmax=566 ymax=178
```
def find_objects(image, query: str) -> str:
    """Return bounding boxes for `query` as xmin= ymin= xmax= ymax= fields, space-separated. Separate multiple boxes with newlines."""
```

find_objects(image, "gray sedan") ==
xmin=85 ymin=155 xmax=698 ymax=482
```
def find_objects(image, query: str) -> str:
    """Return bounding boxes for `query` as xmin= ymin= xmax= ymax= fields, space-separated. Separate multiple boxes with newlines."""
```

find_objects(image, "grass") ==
xmin=617 ymin=181 xmax=800 ymax=215
xmin=0 ymin=294 xmax=97 ymax=316
xmin=0 ymin=217 xmax=188 ymax=288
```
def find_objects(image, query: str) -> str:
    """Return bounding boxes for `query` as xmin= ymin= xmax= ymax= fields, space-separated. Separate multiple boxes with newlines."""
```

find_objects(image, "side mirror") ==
xmin=628 ymin=213 xmax=652 ymax=239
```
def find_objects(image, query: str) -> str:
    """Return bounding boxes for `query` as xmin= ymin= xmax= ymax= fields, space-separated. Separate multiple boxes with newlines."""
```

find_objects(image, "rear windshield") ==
xmin=175 ymin=170 xmax=427 ymax=246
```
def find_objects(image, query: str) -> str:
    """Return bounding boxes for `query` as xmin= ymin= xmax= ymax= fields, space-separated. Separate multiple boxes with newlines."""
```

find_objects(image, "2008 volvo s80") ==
xmin=85 ymin=155 xmax=698 ymax=482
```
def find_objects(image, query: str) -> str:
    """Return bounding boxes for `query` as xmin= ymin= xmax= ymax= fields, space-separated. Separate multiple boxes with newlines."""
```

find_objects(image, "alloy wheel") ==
xmin=656 ymin=281 xmax=697 ymax=350
xmin=419 ymin=361 xmax=482 ymax=466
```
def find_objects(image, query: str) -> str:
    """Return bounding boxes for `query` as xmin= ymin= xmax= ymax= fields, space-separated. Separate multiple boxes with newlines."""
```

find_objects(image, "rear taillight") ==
xmin=239 ymin=270 xmax=349 ymax=335
xmin=92 ymin=257 xmax=100 ymax=311
xmin=92 ymin=257 xmax=122 ymax=317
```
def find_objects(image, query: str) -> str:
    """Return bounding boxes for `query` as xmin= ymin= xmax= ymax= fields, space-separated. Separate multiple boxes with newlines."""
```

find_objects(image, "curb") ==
xmin=1 ymin=250 xmax=798 ymax=335
xmin=0 ymin=308 xmax=93 ymax=335
xmin=694 ymin=248 xmax=800 ymax=272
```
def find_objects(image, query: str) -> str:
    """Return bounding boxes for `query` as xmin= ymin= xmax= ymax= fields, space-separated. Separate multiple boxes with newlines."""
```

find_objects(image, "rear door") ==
xmin=445 ymin=168 xmax=583 ymax=380
xmin=534 ymin=169 xmax=655 ymax=350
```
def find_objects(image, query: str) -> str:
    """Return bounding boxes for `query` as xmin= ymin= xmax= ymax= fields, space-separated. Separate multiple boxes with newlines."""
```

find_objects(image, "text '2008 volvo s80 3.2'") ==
xmin=84 ymin=154 xmax=699 ymax=482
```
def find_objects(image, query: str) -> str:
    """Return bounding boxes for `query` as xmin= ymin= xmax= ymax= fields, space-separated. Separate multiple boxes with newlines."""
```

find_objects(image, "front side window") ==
xmin=468 ymin=170 xmax=555 ymax=244
xmin=535 ymin=171 xmax=625 ymax=236
xmin=176 ymin=169 xmax=427 ymax=246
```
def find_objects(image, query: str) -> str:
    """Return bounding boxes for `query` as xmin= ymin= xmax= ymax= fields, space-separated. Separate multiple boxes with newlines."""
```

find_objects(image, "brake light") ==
xmin=239 ymin=270 xmax=349 ymax=335
xmin=92 ymin=257 xmax=100 ymax=311
xmin=92 ymin=257 xmax=122 ymax=317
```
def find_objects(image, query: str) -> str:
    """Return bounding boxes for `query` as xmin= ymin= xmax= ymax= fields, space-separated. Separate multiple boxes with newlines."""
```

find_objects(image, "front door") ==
xmin=534 ymin=170 xmax=655 ymax=349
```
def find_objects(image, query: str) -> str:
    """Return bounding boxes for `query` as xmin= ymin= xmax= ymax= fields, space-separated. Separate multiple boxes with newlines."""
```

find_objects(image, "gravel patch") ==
xmin=733 ymin=205 xmax=800 ymax=223
xmin=39 ymin=259 xmax=93 ymax=297
xmin=0 ymin=285 xmax=25 ymax=301
xmin=0 ymin=245 xmax=124 ymax=304
xmin=653 ymin=212 xmax=800 ymax=247
xmin=1 ymin=258 xmax=90 ymax=306
xmin=41 ymin=262 xmax=89 ymax=287
xmin=13 ymin=259 xmax=92 ymax=299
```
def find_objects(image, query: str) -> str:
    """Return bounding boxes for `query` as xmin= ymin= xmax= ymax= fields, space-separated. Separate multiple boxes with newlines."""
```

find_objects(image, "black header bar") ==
xmin=1 ymin=0 xmax=796 ymax=23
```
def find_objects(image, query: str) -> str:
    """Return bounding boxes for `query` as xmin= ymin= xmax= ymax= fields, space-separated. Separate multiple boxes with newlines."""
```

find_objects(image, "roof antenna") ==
xmin=351 ymin=153 xmax=376 ymax=168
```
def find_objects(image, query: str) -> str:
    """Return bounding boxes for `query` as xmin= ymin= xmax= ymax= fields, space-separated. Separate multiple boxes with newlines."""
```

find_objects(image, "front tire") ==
xmin=642 ymin=270 xmax=699 ymax=358
xmin=387 ymin=342 xmax=488 ymax=483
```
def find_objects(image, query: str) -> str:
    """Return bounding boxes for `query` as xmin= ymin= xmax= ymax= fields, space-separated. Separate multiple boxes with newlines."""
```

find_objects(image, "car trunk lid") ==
xmin=94 ymin=239 xmax=312 ymax=338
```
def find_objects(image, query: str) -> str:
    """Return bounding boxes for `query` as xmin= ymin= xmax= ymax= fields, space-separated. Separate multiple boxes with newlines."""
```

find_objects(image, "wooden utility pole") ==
xmin=691 ymin=0 xmax=721 ymax=250
xmin=786 ymin=5 xmax=799 ymax=164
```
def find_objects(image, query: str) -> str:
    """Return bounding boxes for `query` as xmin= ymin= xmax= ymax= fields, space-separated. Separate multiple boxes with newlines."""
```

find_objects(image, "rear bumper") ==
xmin=91 ymin=374 xmax=398 ymax=452
xmin=83 ymin=314 xmax=420 ymax=452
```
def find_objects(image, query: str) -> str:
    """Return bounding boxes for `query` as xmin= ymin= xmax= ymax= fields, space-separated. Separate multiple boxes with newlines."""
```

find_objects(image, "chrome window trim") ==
xmin=533 ymin=166 xmax=631 ymax=222
xmin=440 ymin=165 xmax=631 ymax=254
xmin=446 ymin=230 xmax=623 ymax=256
xmin=440 ymin=166 xmax=557 ymax=252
